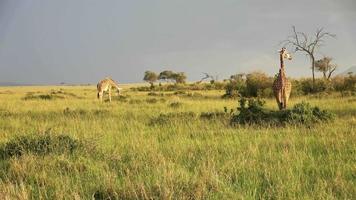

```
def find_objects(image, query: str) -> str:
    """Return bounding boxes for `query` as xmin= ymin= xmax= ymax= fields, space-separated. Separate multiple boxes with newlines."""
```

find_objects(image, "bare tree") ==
xmin=315 ymin=57 xmax=337 ymax=80
xmin=197 ymin=73 xmax=218 ymax=84
xmin=282 ymin=26 xmax=335 ymax=86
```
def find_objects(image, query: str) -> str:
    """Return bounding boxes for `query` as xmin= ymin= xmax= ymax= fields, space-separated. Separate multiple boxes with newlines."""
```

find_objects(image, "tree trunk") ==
xmin=311 ymin=55 xmax=315 ymax=89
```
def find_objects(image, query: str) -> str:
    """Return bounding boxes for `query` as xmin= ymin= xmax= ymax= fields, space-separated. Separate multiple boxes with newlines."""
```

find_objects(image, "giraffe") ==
xmin=273 ymin=47 xmax=292 ymax=110
xmin=97 ymin=77 xmax=122 ymax=102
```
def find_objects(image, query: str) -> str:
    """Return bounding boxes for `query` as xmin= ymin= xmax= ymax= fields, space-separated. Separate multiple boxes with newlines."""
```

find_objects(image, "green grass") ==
xmin=0 ymin=85 xmax=355 ymax=199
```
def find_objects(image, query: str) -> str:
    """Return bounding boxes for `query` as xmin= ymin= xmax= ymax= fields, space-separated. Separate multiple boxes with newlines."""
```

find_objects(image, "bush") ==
xmin=0 ymin=134 xmax=79 ymax=159
xmin=230 ymin=98 xmax=333 ymax=126
xmin=222 ymin=80 xmax=245 ymax=99
xmin=223 ymin=72 xmax=274 ymax=98
xmin=280 ymin=102 xmax=334 ymax=124
xmin=245 ymin=72 xmax=273 ymax=97
xmin=231 ymin=98 xmax=270 ymax=125
xmin=332 ymin=74 xmax=356 ymax=92
xmin=299 ymin=78 xmax=331 ymax=94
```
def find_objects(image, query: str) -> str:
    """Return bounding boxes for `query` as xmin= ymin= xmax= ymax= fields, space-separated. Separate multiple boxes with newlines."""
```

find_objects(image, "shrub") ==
xmin=0 ymin=134 xmax=79 ymax=159
xmin=332 ymin=74 xmax=356 ymax=92
xmin=299 ymin=78 xmax=331 ymax=94
xmin=222 ymin=80 xmax=245 ymax=99
xmin=231 ymin=98 xmax=270 ymax=125
xmin=280 ymin=102 xmax=334 ymax=124
xmin=230 ymin=98 xmax=333 ymax=126
xmin=290 ymin=79 xmax=304 ymax=97
xmin=245 ymin=72 xmax=273 ymax=97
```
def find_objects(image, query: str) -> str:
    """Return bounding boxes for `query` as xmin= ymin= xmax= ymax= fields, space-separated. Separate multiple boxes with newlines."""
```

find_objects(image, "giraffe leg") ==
xmin=284 ymin=94 xmax=289 ymax=109
xmin=278 ymin=92 xmax=283 ymax=110
xmin=109 ymin=88 xmax=112 ymax=102
xmin=99 ymin=92 xmax=103 ymax=102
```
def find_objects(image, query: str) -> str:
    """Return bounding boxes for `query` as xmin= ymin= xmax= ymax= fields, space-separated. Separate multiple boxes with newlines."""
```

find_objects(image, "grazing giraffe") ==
xmin=273 ymin=47 xmax=292 ymax=110
xmin=97 ymin=77 xmax=122 ymax=102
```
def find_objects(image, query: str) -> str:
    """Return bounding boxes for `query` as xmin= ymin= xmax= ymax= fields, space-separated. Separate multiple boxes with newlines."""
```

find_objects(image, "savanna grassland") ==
xmin=0 ymin=85 xmax=355 ymax=199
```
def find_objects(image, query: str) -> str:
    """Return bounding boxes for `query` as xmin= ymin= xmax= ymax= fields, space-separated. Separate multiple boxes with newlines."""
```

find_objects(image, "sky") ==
xmin=0 ymin=0 xmax=355 ymax=85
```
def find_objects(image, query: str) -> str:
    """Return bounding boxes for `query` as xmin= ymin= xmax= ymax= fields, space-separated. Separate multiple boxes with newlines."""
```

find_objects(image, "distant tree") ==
xmin=143 ymin=71 xmax=158 ymax=87
xmin=158 ymin=70 xmax=174 ymax=82
xmin=230 ymin=73 xmax=246 ymax=82
xmin=245 ymin=71 xmax=273 ymax=97
xmin=282 ymin=26 xmax=336 ymax=86
xmin=315 ymin=57 xmax=337 ymax=80
xmin=171 ymin=72 xmax=187 ymax=84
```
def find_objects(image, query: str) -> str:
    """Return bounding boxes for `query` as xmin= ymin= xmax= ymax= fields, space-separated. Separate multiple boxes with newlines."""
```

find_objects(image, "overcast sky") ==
xmin=0 ymin=0 xmax=355 ymax=84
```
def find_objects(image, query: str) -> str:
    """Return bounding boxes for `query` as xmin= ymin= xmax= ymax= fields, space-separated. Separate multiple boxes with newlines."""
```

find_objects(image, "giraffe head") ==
xmin=279 ymin=47 xmax=292 ymax=60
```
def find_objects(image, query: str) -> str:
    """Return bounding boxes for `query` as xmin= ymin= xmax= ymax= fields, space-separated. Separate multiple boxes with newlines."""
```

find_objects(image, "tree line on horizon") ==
xmin=143 ymin=26 xmax=341 ymax=88
xmin=140 ymin=26 xmax=356 ymax=97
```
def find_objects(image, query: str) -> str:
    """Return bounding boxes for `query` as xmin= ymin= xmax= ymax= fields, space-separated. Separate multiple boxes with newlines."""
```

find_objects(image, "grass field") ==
xmin=0 ymin=85 xmax=355 ymax=199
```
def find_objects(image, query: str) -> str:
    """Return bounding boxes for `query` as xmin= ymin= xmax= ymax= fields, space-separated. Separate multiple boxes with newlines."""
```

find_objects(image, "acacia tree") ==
xmin=315 ymin=57 xmax=337 ymax=80
xmin=282 ymin=26 xmax=335 ymax=86
xmin=143 ymin=71 xmax=158 ymax=87
xmin=158 ymin=70 xmax=174 ymax=82
xmin=171 ymin=72 xmax=187 ymax=84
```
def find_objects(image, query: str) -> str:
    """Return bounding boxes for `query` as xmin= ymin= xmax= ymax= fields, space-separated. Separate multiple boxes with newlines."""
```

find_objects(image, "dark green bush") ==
xmin=0 ymin=134 xmax=79 ymax=159
xmin=230 ymin=98 xmax=333 ymax=126
xmin=299 ymin=78 xmax=332 ymax=94
xmin=231 ymin=98 xmax=270 ymax=125
xmin=280 ymin=102 xmax=334 ymax=124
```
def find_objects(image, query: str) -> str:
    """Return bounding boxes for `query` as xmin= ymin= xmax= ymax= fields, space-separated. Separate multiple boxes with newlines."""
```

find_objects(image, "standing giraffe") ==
xmin=273 ymin=47 xmax=292 ymax=110
xmin=97 ymin=77 xmax=122 ymax=102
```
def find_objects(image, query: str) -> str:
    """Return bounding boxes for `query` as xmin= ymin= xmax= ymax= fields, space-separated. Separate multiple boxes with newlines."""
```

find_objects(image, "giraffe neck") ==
xmin=107 ymin=79 xmax=120 ymax=90
xmin=280 ymin=53 xmax=284 ymax=70
xmin=279 ymin=53 xmax=286 ymax=83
